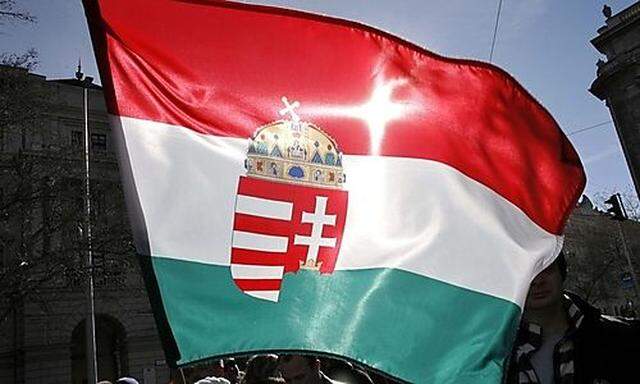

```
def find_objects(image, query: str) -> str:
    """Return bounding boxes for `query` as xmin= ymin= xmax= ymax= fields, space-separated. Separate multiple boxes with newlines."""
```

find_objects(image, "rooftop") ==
xmin=598 ymin=2 xmax=640 ymax=34
xmin=593 ymin=2 xmax=640 ymax=46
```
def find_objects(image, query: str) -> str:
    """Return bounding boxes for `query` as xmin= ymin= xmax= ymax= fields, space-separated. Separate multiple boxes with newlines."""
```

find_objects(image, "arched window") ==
xmin=71 ymin=314 xmax=128 ymax=384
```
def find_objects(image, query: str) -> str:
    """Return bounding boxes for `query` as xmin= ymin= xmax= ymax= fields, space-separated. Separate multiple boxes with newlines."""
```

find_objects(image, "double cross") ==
xmin=279 ymin=96 xmax=301 ymax=122
xmin=294 ymin=196 xmax=337 ymax=267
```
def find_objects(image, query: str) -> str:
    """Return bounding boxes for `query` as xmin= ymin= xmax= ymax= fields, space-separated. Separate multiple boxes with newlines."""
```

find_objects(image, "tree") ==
xmin=593 ymin=188 xmax=640 ymax=221
xmin=0 ymin=0 xmax=35 ymax=24
xmin=0 ymin=1 xmax=37 ymax=70
xmin=0 ymin=139 xmax=137 ymax=325
xmin=0 ymin=53 xmax=136 ymax=328
xmin=564 ymin=244 xmax=628 ymax=308
xmin=564 ymin=192 xmax=640 ymax=315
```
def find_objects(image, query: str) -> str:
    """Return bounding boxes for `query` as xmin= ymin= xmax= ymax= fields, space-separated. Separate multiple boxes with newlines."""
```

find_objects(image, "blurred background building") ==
xmin=0 ymin=65 xmax=168 ymax=384
xmin=591 ymin=2 xmax=640 ymax=199
xmin=563 ymin=196 xmax=640 ymax=316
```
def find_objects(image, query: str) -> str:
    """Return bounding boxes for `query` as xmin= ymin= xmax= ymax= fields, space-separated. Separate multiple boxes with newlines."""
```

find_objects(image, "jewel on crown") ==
xmin=243 ymin=96 xmax=345 ymax=189
xmin=288 ymin=139 xmax=307 ymax=161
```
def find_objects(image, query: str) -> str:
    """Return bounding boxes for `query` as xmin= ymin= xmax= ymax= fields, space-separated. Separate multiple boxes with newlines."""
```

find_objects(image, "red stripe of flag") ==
xmin=231 ymin=249 xmax=286 ymax=267
xmin=234 ymin=279 xmax=283 ymax=291
xmin=85 ymin=0 xmax=585 ymax=235
xmin=233 ymin=213 xmax=293 ymax=238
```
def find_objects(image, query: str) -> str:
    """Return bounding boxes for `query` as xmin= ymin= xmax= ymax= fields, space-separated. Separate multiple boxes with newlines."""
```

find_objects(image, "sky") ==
xmin=2 ymin=0 xmax=639 ymax=205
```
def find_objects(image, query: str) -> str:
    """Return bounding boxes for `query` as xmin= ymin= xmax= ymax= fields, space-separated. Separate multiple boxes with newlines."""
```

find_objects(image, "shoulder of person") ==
xmin=599 ymin=313 xmax=640 ymax=326
xmin=567 ymin=292 xmax=638 ymax=344
xmin=321 ymin=372 xmax=345 ymax=384
xmin=580 ymin=307 xmax=640 ymax=354
xmin=573 ymin=307 xmax=640 ymax=382
xmin=596 ymin=314 xmax=640 ymax=338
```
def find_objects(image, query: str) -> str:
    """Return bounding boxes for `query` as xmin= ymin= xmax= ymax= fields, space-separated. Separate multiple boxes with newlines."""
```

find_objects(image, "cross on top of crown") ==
xmin=279 ymin=96 xmax=300 ymax=122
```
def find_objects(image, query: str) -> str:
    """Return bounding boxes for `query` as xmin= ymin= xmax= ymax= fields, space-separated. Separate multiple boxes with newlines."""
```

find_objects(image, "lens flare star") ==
xmin=304 ymin=76 xmax=419 ymax=154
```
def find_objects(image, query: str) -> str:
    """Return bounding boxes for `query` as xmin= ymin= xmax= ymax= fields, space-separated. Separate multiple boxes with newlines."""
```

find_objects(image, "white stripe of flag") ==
xmin=246 ymin=290 xmax=280 ymax=302
xmin=236 ymin=194 xmax=293 ymax=221
xmin=231 ymin=264 xmax=284 ymax=279
xmin=232 ymin=231 xmax=289 ymax=253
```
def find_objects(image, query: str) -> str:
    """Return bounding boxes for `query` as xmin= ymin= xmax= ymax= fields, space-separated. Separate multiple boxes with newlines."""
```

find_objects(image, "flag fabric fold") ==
xmin=84 ymin=1 xmax=585 ymax=382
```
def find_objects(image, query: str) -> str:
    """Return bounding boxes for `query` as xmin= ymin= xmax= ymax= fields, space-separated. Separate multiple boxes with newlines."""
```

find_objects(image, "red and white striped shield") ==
xmin=230 ymin=176 xmax=348 ymax=302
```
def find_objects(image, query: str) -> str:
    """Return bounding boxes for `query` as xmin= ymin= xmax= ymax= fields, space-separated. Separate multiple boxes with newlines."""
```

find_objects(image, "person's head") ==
xmin=116 ymin=378 xmax=139 ymax=384
xmin=184 ymin=361 xmax=225 ymax=384
xmin=319 ymin=357 xmax=352 ymax=376
xmin=195 ymin=378 xmax=231 ymax=384
xmin=252 ymin=379 xmax=286 ymax=384
xmin=242 ymin=354 xmax=280 ymax=384
xmin=211 ymin=359 xmax=226 ymax=378
xmin=224 ymin=358 xmax=240 ymax=384
xmin=525 ymin=252 xmax=567 ymax=311
xmin=277 ymin=355 xmax=321 ymax=384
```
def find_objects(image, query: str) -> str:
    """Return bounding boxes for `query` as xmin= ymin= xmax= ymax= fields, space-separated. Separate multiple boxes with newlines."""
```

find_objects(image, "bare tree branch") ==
xmin=0 ymin=0 xmax=36 ymax=24
xmin=592 ymin=188 xmax=640 ymax=221
xmin=0 ymin=49 xmax=38 ymax=70
xmin=0 ymin=68 xmax=137 ymax=327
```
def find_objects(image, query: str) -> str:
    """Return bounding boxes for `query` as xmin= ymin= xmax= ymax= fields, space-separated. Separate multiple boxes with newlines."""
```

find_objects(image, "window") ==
xmin=91 ymin=133 xmax=107 ymax=150
xmin=71 ymin=131 xmax=83 ymax=148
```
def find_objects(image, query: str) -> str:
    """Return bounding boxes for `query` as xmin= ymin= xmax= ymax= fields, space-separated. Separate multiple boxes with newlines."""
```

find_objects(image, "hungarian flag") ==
xmin=84 ymin=1 xmax=585 ymax=382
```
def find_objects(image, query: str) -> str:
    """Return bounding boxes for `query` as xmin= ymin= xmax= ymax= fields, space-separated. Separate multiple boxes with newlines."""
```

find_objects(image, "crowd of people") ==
xmin=180 ymin=353 xmax=390 ymax=384
xmin=99 ymin=353 xmax=389 ymax=384
xmin=101 ymin=252 xmax=639 ymax=384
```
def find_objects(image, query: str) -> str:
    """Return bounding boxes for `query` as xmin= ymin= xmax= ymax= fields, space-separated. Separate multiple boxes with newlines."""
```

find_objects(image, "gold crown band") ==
xmin=245 ymin=120 xmax=345 ymax=189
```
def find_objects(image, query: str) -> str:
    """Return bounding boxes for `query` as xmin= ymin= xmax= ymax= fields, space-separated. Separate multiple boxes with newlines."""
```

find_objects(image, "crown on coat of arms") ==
xmin=244 ymin=97 xmax=346 ymax=189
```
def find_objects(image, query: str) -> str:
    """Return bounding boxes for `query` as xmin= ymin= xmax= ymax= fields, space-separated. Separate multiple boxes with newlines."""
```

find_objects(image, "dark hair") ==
xmin=242 ymin=354 xmax=280 ymax=384
xmin=277 ymin=354 xmax=317 ymax=368
xmin=252 ymin=379 xmax=285 ymax=384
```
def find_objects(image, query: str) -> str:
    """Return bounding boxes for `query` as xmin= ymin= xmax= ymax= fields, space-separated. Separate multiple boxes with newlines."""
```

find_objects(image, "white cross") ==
xmin=294 ymin=196 xmax=337 ymax=265
xmin=279 ymin=96 xmax=301 ymax=122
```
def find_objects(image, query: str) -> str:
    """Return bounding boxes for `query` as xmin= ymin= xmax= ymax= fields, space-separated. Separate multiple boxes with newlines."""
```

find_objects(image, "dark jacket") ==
xmin=506 ymin=292 xmax=640 ymax=383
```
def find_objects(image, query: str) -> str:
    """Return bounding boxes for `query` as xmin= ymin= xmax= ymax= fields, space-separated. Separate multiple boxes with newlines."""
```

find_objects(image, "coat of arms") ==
xmin=230 ymin=98 xmax=349 ymax=302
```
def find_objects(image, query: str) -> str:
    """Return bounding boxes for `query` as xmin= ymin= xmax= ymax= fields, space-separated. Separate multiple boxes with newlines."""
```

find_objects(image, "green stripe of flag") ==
xmin=152 ymin=257 xmax=520 ymax=383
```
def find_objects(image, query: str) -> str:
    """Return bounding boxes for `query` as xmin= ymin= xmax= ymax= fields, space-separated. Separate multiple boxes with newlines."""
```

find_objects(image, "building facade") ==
xmin=0 ymin=66 xmax=169 ymax=384
xmin=563 ymin=196 xmax=640 ymax=315
xmin=590 ymin=2 xmax=640 ymax=199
